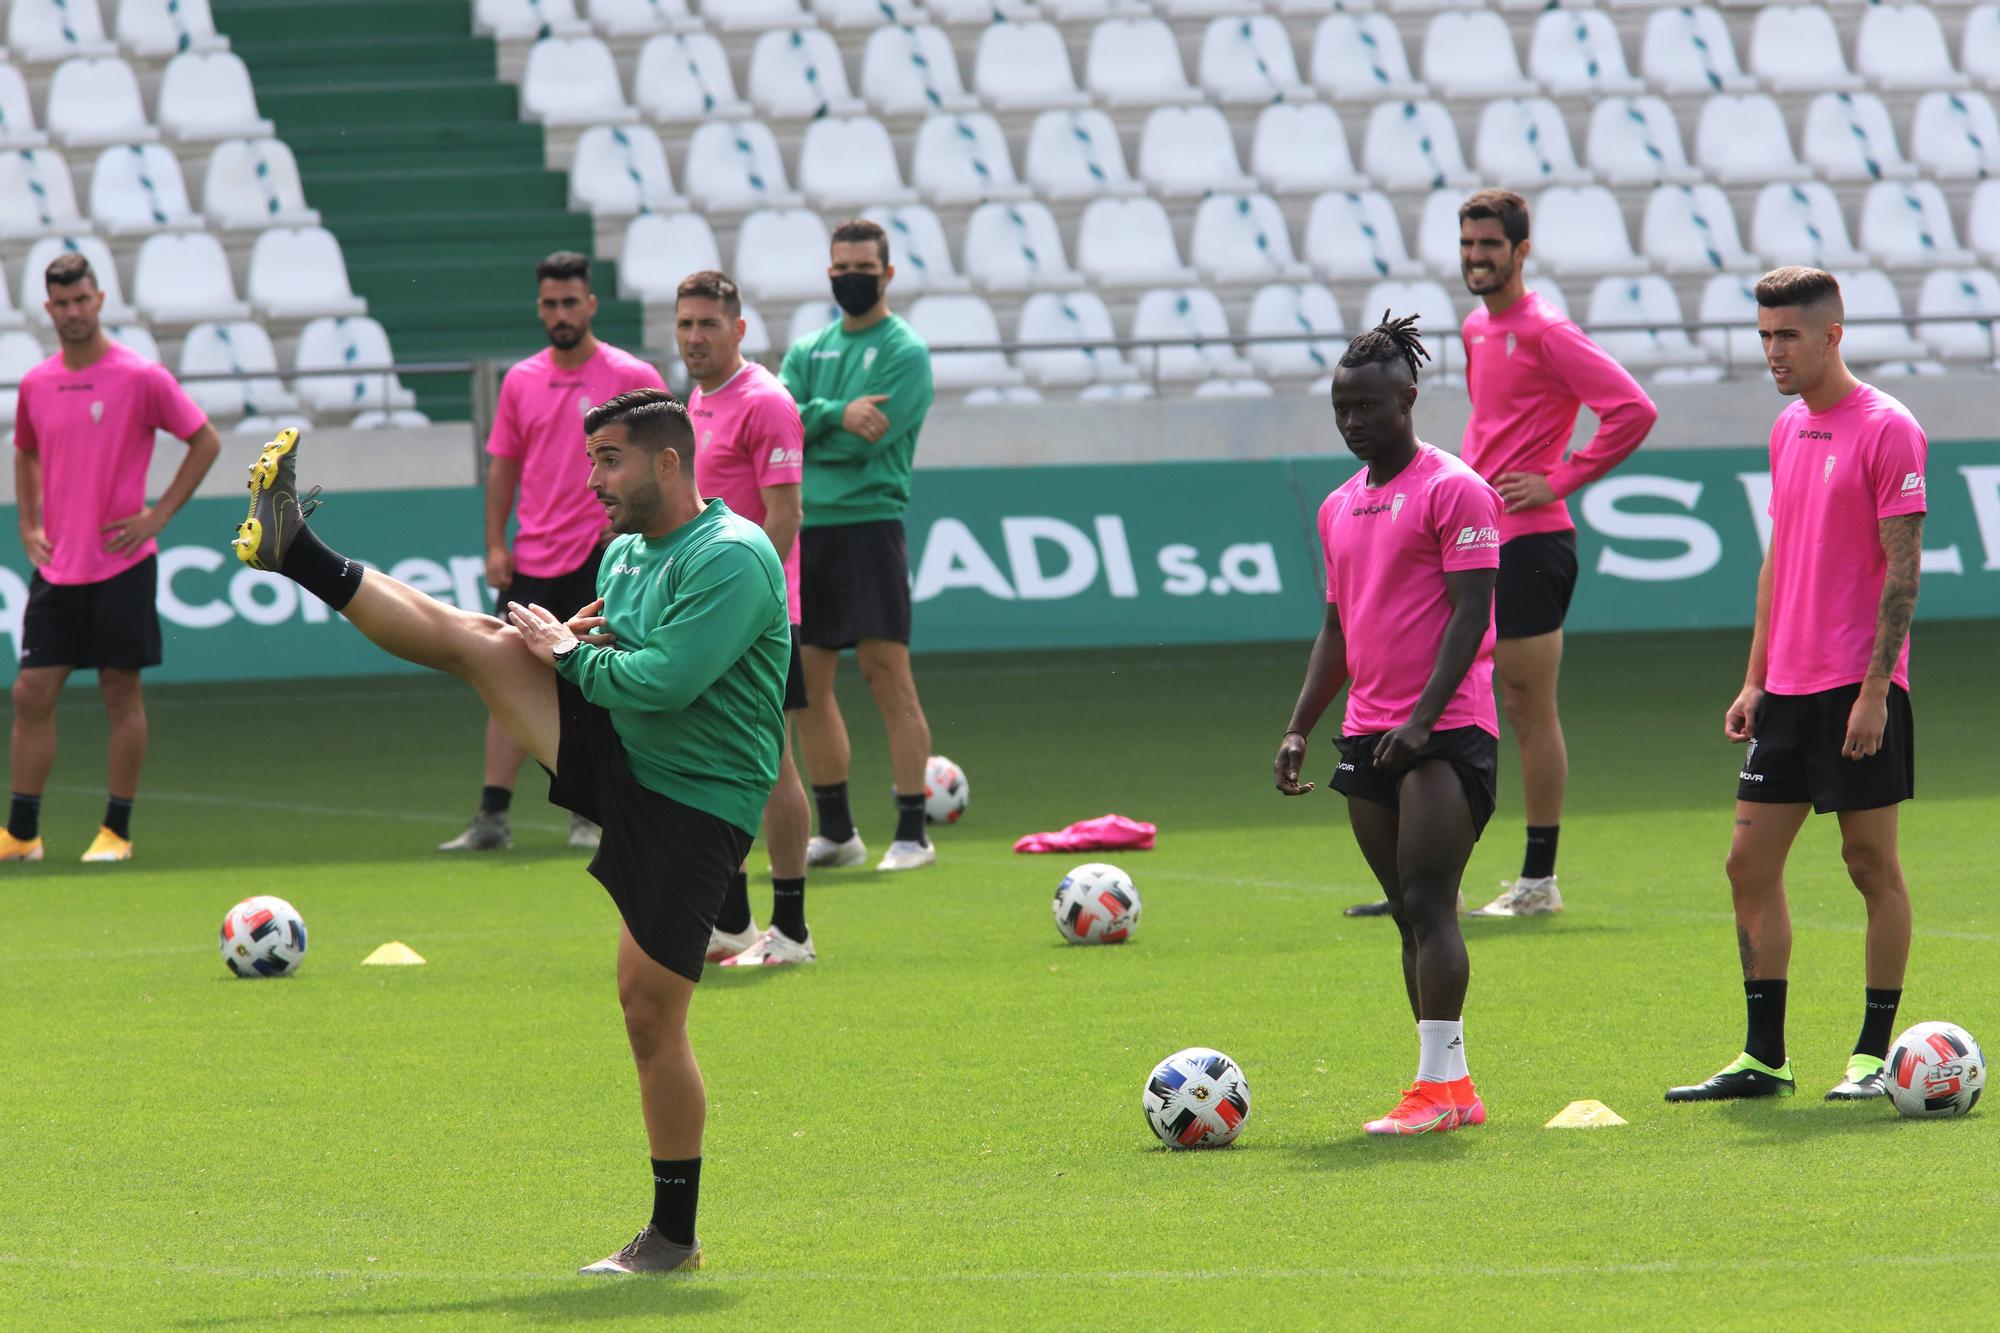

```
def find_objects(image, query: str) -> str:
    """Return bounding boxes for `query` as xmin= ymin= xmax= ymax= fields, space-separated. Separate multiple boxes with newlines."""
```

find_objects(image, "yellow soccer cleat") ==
xmin=233 ymin=428 xmax=317 ymax=571
xmin=0 ymin=829 xmax=45 ymax=862
xmin=80 ymin=827 xmax=132 ymax=863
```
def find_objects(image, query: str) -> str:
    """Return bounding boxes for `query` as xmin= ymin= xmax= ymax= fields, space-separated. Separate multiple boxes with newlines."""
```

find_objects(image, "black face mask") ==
xmin=830 ymin=272 xmax=881 ymax=316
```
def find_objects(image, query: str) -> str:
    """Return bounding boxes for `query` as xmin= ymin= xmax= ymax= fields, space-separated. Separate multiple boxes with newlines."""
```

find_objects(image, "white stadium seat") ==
xmin=1015 ymin=291 xmax=1139 ymax=387
xmin=683 ymin=120 xmax=804 ymax=211
xmin=1252 ymin=103 xmax=1365 ymax=195
xmin=203 ymin=138 xmax=319 ymax=229
xmin=89 ymin=143 xmax=198 ymax=235
xmin=787 ymin=299 xmax=840 ymax=347
xmin=961 ymin=386 xmax=1042 ymax=408
xmin=1832 ymin=269 xmax=1929 ymax=365
xmin=474 ymin=0 xmax=588 ymax=39
xmin=1024 ymin=109 xmax=1142 ymax=200
xmin=1751 ymin=182 xmax=1868 ymax=269
xmin=1527 ymin=278 xmax=1570 ymax=319
xmin=703 ymin=0 xmax=808 ymax=31
xmin=912 ymin=113 xmax=1030 ymax=205
xmin=974 ymin=21 xmax=1088 ymax=111
xmin=1585 ymin=276 xmax=1705 ymax=369
xmin=1749 ymin=5 xmax=1862 ymax=93
xmin=1360 ymin=281 xmax=1459 ymax=378
xmin=1422 ymin=12 xmax=1535 ymax=98
xmin=1156 ymin=0 xmax=1260 ymax=16
xmin=1587 ymin=96 xmax=1700 ymax=186
xmin=1245 ymin=282 xmax=1346 ymax=380
xmin=159 ymin=51 xmax=274 ymax=140
xmin=587 ymin=0 xmax=699 ymax=37
xmin=134 ymin=232 xmax=249 ymax=323
xmin=1532 ymin=185 xmax=1648 ymax=277
xmin=618 ymin=212 xmax=721 ymax=301
xmin=1086 ymin=18 xmax=1202 ymax=107
xmin=816 ymin=0 xmax=924 ymax=27
xmin=22 ymin=238 xmax=135 ymax=324
xmin=926 ymin=0 xmax=1037 ymax=19
xmin=1528 ymin=7 xmax=1642 ymax=95
xmin=797 ymin=116 xmax=915 ymax=208
xmin=349 ymin=409 xmax=433 ymax=429
xmin=1129 ymin=287 xmax=1254 ymax=382
xmin=0 ymin=150 xmax=83 ymax=238
xmin=1855 ymin=4 xmax=1965 ymax=92
xmin=1802 ymin=93 xmax=1917 ymax=181
xmin=634 ymin=34 xmax=751 ymax=121
xmin=1695 ymin=94 xmax=1809 ymax=184
xmin=0 ymin=65 xmax=47 ymax=148
xmin=1641 ymin=184 xmax=1756 ymax=273
xmin=1474 ymin=97 xmax=1591 ymax=189
xmin=1915 ymin=268 xmax=2000 ymax=361
xmin=117 ymin=0 xmax=228 ymax=57
xmin=179 ymin=320 xmax=299 ymax=421
xmin=233 ymin=412 xmax=313 ymax=436
xmin=1363 ymin=100 xmax=1475 ymax=191
xmin=1974 ymin=181 xmax=2000 ymax=265
xmin=568 ymin=125 xmax=683 ymax=216
xmin=1305 ymin=189 xmax=1425 ymax=281
xmin=1415 ymin=187 xmax=1467 ymax=278
xmin=1076 ymin=197 xmax=1198 ymax=288
xmin=860 ymin=204 xmax=972 ymax=293
xmin=1968 ymin=7 xmax=2000 ymax=91
xmin=1191 ymin=194 xmax=1309 ymax=285
xmin=9 ymin=0 xmax=116 ymax=62
xmin=1048 ymin=0 xmax=1156 ymax=19
xmin=860 ymin=24 xmax=976 ymax=115
xmin=748 ymin=27 xmax=864 ymax=119
xmin=1859 ymin=181 xmax=1976 ymax=268
xmin=294 ymin=316 xmax=417 ymax=413
xmin=737 ymin=304 xmax=771 ymax=358
xmin=1078 ymin=383 xmax=1154 ymax=403
xmin=1191 ymin=379 xmax=1273 ymax=400
xmin=47 ymin=57 xmax=156 ymax=146
xmin=1199 ymin=16 xmax=1310 ymax=104
xmin=1309 ymin=13 xmax=1426 ymax=102
xmin=246 ymin=226 xmax=367 ymax=319
xmin=963 ymin=202 xmax=1083 ymax=293
xmin=1912 ymin=92 xmax=2000 ymax=180
xmin=1137 ymin=105 xmax=1256 ymax=198
xmin=1 ymin=332 xmax=43 ymax=426
xmin=1640 ymin=5 xmax=1753 ymax=95
xmin=521 ymin=37 xmax=635 ymax=125
xmin=1695 ymin=272 xmax=1761 ymax=369
xmin=906 ymin=294 xmax=1025 ymax=390
xmin=733 ymin=209 xmax=833 ymax=303
xmin=0 ymin=268 xmax=22 ymax=329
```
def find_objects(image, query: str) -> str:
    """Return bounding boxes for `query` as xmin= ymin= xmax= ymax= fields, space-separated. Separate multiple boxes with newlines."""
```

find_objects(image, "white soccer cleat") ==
xmin=705 ymin=920 xmax=762 ymax=964
xmin=805 ymin=833 xmax=867 ymax=868
xmin=568 ymin=813 xmax=602 ymax=850
xmin=876 ymin=839 xmax=936 ymax=872
xmin=1470 ymin=875 xmax=1563 ymax=917
xmin=719 ymin=924 xmax=816 ymax=968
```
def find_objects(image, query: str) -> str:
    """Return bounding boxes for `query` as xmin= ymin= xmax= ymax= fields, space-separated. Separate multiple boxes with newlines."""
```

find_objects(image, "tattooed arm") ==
xmin=1843 ymin=513 xmax=1922 ymax=760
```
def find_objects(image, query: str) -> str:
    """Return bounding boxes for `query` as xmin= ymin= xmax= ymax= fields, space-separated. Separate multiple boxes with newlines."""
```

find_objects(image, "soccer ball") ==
xmin=220 ymin=895 xmax=308 ymax=979
xmin=923 ymin=754 xmax=968 ymax=824
xmin=1053 ymin=862 xmax=1140 ymax=944
xmin=1887 ymin=1021 xmax=1984 ymax=1119
xmin=1143 ymin=1047 xmax=1251 ymax=1149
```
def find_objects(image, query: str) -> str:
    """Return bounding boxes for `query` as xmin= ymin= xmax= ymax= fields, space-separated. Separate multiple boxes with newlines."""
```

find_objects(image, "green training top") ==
xmin=778 ymin=313 xmax=934 ymax=528
xmin=555 ymin=499 xmax=788 ymax=837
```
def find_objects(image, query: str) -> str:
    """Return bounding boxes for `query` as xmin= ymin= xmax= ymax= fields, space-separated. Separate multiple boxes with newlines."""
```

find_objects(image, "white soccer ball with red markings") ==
xmin=220 ymin=895 xmax=309 ymax=979
xmin=1887 ymin=1021 xmax=1984 ymax=1118
xmin=1053 ymin=862 xmax=1140 ymax=944
xmin=1144 ymin=1047 xmax=1251 ymax=1149
xmin=923 ymin=754 xmax=968 ymax=825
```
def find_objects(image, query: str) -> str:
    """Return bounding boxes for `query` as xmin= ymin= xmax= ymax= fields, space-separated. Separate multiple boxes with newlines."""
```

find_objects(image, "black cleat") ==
xmin=1825 ymin=1055 xmax=1889 ymax=1101
xmin=1665 ymin=1053 xmax=1796 ymax=1102
xmin=233 ymin=428 xmax=318 ymax=571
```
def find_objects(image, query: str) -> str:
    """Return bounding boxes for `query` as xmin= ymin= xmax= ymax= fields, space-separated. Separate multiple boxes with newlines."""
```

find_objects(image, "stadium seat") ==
xmin=106 ymin=322 xmax=161 ymax=362
xmin=1855 ymin=4 xmax=1966 ymax=92
xmin=1859 ymin=181 xmax=1977 ymax=268
xmin=860 ymin=203 xmax=971 ymax=293
xmin=787 ymin=299 xmax=840 ymax=347
xmin=587 ymin=0 xmax=699 ymax=37
xmin=0 ymin=266 xmax=22 ymax=328
xmin=960 ymin=385 xmax=1042 ymax=408
xmin=47 ymin=57 xmax=156 ymax=146
xmin=0 ymin=65 xmax=47 ymax=149
xmin=1077 ymin=382 xmax=1155 ymax=403
xmin=1869 ymin=360 xmax=1952 ymax=380
xmin=1694 ymin=271 xmax=1761 ymax=369
xmin=1586 ymin=96 xmax=1700 ymax=186
xmin=1973 ymin=181 xmax=2000 ymax=265
xmin=1245 ymin=282 xmax=1346 ymax=380
xmin=1526 ymin=277 xmax=1570 ymax=319
xmin=1128 ymin=287 xmax=1254 ymax=382
xmin=748 ymin=27 xmax=864 ymax=119
xmin=21 ymin=237 xmax=135 ymax=324
xmin=521 ymin=37 xmax=636 ymax=125
xmin=475 ymin=0 xmax=588 ymax=39
xmin=116 ymin=0 xmax=228 ymax=57
xmin=1363 ymin=101 xmax=1475 ymax=191
xmin=1831 ymin=269 xmax=1929 ymax=365
xmin=926 ymin=0 xmax=1037 ymax=19
xmin=1748 ymin=5 xmax=1862 ymax=93
xmin=1532 ymin=186 xmax=1648 ymax=277
xmin=1086 ymin=18 xmax=1202 ymax=106
xmin=1967 ymin=7 xmax=2000 ymax=90
xmin=203 ymin=138 xmax=319 ymax=229
xmin=1639 ymin=5 xmax=1754 ymax=95
xmin=1694 ymin=94 xmax=1810 ymax=184
xmin=246 ymin=226 xmax=367 ymax=320
xmin=1584 ymin=276 xmax=1705 ymax=369
xmin=1474 ymin=98 xmax=1591 ymax=189
xmin=158 ymin=52 xmax=274 ymax=140
xmin=1024 ymin=109 xmax=1142 ymax=200
xmin=1076 ymin=197 xmax=1198 ymax=288
xmin=1528 ymin=8 xmax=1643 ymax=95
xmin=634 ymin=34 xmax=751 ymax=121
xmin=1 ymin=330 xmax=42 ymax=425
xmin=1802 ymin=93 xmax=1917 ymax=181
xmin=1251 ymin=103 xmax=1364 ymax=196
xmin=1414 ymin=187 xmax=1467 ymax=278
xmin=1156 ymin=0 xmax=1260 ymax=16
xmin=683 ymin=120 xmax=804 ymax=211
xmin=1191 ymin=378 xmax=1274 ymax=400
xmin=294 ymin=316 xmax=417 ymax=413
xmin=89 ymin=143 xmax=198 ymax=235
xmin=1912 ymin=92 xmax=2000 ymax=180
xmin=733 ymin=209 xmax=833 ymax=303
xmin=349 ymin=409 xmax=434 ymax=429
xmin=1421 ymin=12 xmax=1535 ymax=98
xmin=1309 ymin=13 xmax=1426 ymax=102
xmin=911 ymin=113 xmax=1030 ymax=205
xmin=233 ymin=412 xmax=312 ymax=436
xmin=1047 ymin=0 xmax=1155 ymax=18
xmin=1137 ymin=105 xmax=1256 ymax=198
xmin=963 ymin=202 xmax=1083 ymax=293
xmin=178 ymin=320 xmax=300 ymax=421
xmin=1750 ymin=183 xmax=1868 ymax=271
xmin=1186 ymin=194 xmax=1305 ymax=286
xmin=973 ymin=21 xmax=1088 ymax=111
xmin=618 ymin=211 xmax=721 ymax=300
xmin=737 ymin=303 xmax=771 ymax=358
xmin=0 ymin=150 xmax=83 ymax=238
xmin=1641 ymin=184 xmax=1757 ymax=273
xmin=906 ymin=294 xmax=1025 ymax=390
xmin=1014 ymin=291 xmax=1139 ymax=386
xmin=134 ymin=232 xmax=249 ymax=323
xmin=860 ymin=24 xmax=976 ymax=115
xmin=8 ymin=0 xmax=116 ymax=61
xmin=797 ymin=117 xmax=915 ymax=208
xmin=1306 ymin=189 xmax=1425 ymax=281
xmin=816 ymin=0 xmax=923 ymax=26
xmin=568 ymin=124 xmax=683 ymax=216
xmin=703 ymin=0 xmax=808 ymax=30
xmin=1914 ymin=268 xmax=2000 ymax=361
xmin=1199 ymin=17 xmax=1310 ymax=104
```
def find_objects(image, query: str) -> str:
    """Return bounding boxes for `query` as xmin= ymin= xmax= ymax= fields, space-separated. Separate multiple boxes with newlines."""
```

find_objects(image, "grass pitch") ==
xmin=2 ymin=624 xmax=1997 ymax=1329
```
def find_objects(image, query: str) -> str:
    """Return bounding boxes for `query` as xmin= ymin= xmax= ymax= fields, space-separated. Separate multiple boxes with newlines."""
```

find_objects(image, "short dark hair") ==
xmin=45 ymin=252 xmax=96 ymax=290
xmin=584 ymin=388 xmax=693 ymax=473
xmin=1754 ymin=266 xmax=1843 ymax=318
xmin=675 ymin=270 xmax=742 ymax=319
xmin=536 ymin=250 xmax=591 ymax=287
xmin=829 ymin=217 xmax=890 ymax=266
xmin=1338 ymin=311 xmax=1431 ymax=383
xmin=1458 ymin=189 xmax=1530 ymax=246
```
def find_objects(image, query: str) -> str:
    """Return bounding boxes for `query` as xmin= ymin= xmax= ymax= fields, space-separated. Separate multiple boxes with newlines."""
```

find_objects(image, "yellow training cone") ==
xmin=362 ymin=942 xmax=426 ymax=966
xmin=1545 ymin=1099 xmax=1627 ymax=1129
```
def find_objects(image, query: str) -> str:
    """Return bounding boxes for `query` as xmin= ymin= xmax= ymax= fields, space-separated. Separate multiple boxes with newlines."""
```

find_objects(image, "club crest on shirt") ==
xmin=1390 ymin=493 xmax=1407 ymax=522
xmin=1824 ymin=454 xmax=1837 ymax=482
xmin=1505 ymin=333 xmax=1517 ymax=358
xmin=578 ymin=394 xmax=592 ymax=417
xmin=89 ymin=400 xmax=104 ymax=424
xmin=862 ymin=347 xmax=878 ymax=371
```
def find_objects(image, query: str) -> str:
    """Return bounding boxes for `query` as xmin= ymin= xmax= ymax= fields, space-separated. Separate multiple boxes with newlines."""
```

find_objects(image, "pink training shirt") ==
xmin=1461 ymin=291 xmax=1658 ymax=542
xmin=487 ymin=343 xmax=665 ymax=578
xmin=1765 ymin=382 xmax=1927 ymax=696
xmin=1319 ymin=444 xmax=1503 ymax=738
xmin=689 ymin=361 xmax=805 ymax=624
xmin=13 ymin=341 xmax=208 ymax=585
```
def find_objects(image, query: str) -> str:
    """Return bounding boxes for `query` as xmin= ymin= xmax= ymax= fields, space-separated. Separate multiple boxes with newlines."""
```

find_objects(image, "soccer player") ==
xmin=676 ymin=270 xmax=815 ymax=967
xmin=234 ymin=394 xmax=788 ymax=1272
xmin=4 ymin=253 xmax=220 ymax=863
xmin=1346 ymin=190 xmax=1657 ymax=919
xmin=780 ymin=218 xmax=940 ymax=873
xmin=1667 ymin=268 xmax=1924 ymax=1104
xmin=440 ymin=251 xmax=666 ymax=854
xmin=1274 ymin=315 xmax=1501 ymax=1135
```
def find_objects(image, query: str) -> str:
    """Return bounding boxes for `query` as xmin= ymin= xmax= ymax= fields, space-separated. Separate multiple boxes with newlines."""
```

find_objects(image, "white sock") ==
xmin=1416 ymin=1020 xmax=1467 ymax=1084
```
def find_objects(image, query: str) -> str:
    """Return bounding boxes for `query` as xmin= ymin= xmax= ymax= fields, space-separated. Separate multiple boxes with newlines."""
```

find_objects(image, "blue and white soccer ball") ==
xmin=1143 ymin=1047 xmax=1250 ymax=1149
xmin=220 ymin=895 xmax=308 ymax=979
xmin=1053 ymin=862 xmax=1140 ymax=944
xmin=1887 ymin=1021 xmax=1984 ymax=1119
xmin=924 ymin=755 xmax=968 ymax=825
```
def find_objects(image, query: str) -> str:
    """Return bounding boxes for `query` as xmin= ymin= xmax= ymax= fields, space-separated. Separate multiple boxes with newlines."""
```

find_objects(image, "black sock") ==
xmin=769 ymin=876 xmax=806 ymax=941
xmin=649 ymin=1157 xmax=701 ymax=1246
xmin=1855 ymin=986 xmax=1903 ymax=1060
xmin=103 ymin=796 xmax=134 ymax=840
xmin=8 ymin=792 xmax=41 ymax=842
xmin=1744 ymin=978 xmax=1788 ymax=1068
xmin=715 ymin=870 xmax=752 ymax=934
xmin=812 ymin=782 xmax=855 ymax=844
xmin=1522 ymin=825 xmax=1559 ymax=880
xmin=894 ymin=792 xmax=928 ymax=845
xmin=479 ymin=785 xmax=512 ymax=816
xmin=277 ymin=523 xmax=364 ymax=611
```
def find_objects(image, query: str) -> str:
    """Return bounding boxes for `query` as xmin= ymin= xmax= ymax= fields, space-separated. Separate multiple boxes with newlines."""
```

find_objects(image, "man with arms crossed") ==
xmin=4 ymin=253 xmax=220 ymax=863
xmin=1667 ymin=267 xmax=1923 ymax=1104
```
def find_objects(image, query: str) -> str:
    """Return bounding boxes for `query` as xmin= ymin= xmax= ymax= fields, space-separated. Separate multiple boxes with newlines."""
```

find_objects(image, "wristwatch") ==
xmin=551 ymin=639 xmax=582 ymax=664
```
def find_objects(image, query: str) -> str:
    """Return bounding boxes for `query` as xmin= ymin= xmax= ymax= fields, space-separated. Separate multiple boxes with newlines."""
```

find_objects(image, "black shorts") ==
xmin=496 ymin=545 xmax=605 ymax=622
xmin=545 ymin=677 xmax=755 ymax=982
xmin=1737 ymin=683 xmax=1914 ymax=813
xmin=21 ymin=555 xmax=162 ymax=671
xmin=799 ymin=519 xmax=912 ymax=649
xmin=1330 ymin=726 xmax=1500 ymax=838
xmin=784 ymin=629 xmax=807 ymax=712
xmin=1495 ymin=530 xmax=1578 ymax=640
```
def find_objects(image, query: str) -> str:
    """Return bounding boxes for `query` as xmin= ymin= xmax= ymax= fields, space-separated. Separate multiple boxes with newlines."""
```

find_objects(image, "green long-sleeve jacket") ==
xmin=779 ymin=313 xmax=934 ymax=528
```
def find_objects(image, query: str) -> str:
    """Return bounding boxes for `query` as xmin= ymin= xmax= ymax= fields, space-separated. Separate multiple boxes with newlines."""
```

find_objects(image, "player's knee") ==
xmin=619 ymin=986 xmax=677 ymax=1057
xmin=1397 ymin=882 xmax=1457 ymax=934
xmin=1841 ymin=842 xmax=1902 ymax=897
xmin=98 ymin=672 xmax=142 ymax=712
xmin=11 ymin=675 xmax=56 ymax=719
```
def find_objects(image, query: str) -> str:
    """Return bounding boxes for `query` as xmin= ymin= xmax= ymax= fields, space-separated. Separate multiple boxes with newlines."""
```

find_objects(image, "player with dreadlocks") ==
xmin=1274 ymin=313 xmax=1504 ymax=1135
